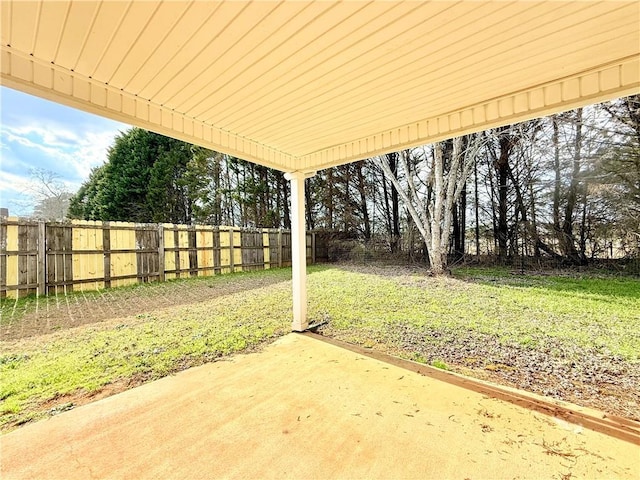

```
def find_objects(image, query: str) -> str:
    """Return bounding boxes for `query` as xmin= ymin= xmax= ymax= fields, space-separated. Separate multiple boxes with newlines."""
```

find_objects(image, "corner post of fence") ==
xmin=229 ymin=227 xmax=235 ymax=273
xmin=37 ymin=220 xmax=46 ymax=297
xmin=157 ymin=224 xmax=165 ymax=282
xmin=278 ymin=228 xmax=283 ymax=268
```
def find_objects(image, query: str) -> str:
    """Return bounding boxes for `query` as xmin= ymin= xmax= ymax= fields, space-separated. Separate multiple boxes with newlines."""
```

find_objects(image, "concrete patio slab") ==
xmin=1 ymin=333 xmax=638 ymax=479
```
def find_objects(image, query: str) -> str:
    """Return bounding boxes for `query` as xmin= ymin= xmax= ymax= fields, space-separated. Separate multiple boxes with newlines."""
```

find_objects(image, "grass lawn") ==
xmin=310 ymin=265 xmax=640 ymax=419
xmin=0 ymin=271 xmax=293 ymax=431
xmin=310 ymin=266 xmax=640 ymax=359
xmin=1 ymin=264 xmax=639 ymax=431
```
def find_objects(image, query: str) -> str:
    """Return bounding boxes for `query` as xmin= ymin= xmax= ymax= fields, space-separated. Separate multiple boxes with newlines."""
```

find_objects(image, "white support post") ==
xmin=285 ymin=171 xmax=315 ymax=331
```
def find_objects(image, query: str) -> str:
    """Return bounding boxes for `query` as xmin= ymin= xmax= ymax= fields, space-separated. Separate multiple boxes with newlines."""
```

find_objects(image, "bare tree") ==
xmin=376 ymin=134 xmax=485 ymax=274
xmin=28 ymin=168 xmax=73 ymax=220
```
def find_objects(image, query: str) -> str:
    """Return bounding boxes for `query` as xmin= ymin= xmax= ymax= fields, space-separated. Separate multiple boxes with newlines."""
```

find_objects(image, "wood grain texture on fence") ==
xmin=0 ymin=220 xmax=6 ymax=298
xmin=0 ymin=217 xmax=317 ymax=298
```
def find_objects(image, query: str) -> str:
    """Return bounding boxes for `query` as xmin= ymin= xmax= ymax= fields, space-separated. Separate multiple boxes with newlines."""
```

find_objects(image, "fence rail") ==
xmin=0 ymin=218 xmax=323 ymax=298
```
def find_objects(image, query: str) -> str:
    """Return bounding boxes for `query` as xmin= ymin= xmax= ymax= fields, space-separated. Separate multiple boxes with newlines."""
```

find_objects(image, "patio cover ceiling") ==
xmin=1 ymin=1 xmax=639 ymax=173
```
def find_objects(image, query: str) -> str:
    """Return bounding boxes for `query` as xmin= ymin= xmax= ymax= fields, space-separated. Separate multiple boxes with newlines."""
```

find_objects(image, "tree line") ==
xmin=66 ymin=95 xmax=639 ymax=271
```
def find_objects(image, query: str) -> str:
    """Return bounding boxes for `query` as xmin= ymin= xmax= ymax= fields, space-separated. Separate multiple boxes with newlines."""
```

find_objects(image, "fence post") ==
xmin=37 ymin=220 xmax=46 ymax=297
xmin=278 ymin=228 xmax=283 ymax=268
xmin=103 ymin=222 xmax=111 ymax=289
xmin=213 ymin=226 xmax=220 ymax=274
xmin=158 ymin=224 xmax=165 ymax=282
xmin=264 ymin=229 xmax=271 ymax=270
xmin=229 ymin=227 xmax=235 ymax=273
xmin=174 ymin=226 xmax=181 ymax=278
xmin=188 ymin=225 xmax=197 ymax=277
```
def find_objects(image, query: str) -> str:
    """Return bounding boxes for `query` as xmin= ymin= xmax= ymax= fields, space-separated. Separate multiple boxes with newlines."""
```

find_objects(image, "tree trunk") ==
xmin=212 ymin=154 xmax=222 ymax=225
xmin=389 ymin=153 xmax=401 ymax=253
xmin=525 ymin=153 xmax=541 ymax=257
xmin=305 ymin=178 xmax=315 ymax=230
xmin=561 ymin=108 xmax=583 ymax=263
xmin=381 ymin=165 xmax=393 ymax=246
xmin=579 ymin=186 xmax=589 ymax=259
xmin=452 ymin=206 xmax=460 ymax=256
xmin=356 ymin=161 xmax=371 ymax=241
xmin=495 ymin=129 xmax=511 ymax=260
xmin=281 ymin=173 xmax=291 ymax=229
xmin=453 ymin=176 xmax=467 ymax=257
xmin=474 ymin=158 xmax=480 ymax=256
xmin=259 ymin=166 xmax=268 ymax=227
xmin=226 ymin=158 xmax=235 ymax=225
xmin=552 ymin=115 xmax=562 ymax=251
xmin=429 ymin=144 xmax=446 ymax=274
xmin=460 ymin=184 xmax=467 ymax=255
xmin=376 ymin=135 xmax=482 ymax=275
xmin=326 ymin=169 xmax=334 ymax=230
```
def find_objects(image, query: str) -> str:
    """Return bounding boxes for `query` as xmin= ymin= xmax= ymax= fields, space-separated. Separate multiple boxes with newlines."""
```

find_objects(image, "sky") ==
xmin=0 ymin=86 xmax=129 ymax=216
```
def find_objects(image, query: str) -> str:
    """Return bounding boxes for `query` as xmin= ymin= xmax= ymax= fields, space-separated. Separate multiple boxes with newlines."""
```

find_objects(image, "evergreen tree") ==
xmin=67 ymin=165 xmax=107 ymax=220
xmin=69 ymin=128 xmax=199 ymax=223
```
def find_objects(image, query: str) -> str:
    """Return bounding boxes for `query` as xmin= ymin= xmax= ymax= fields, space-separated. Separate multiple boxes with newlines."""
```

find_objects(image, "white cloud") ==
xmin=0 ymin=87 xmax=128 ymax=216
xmin=0 ymin=171 xmax=31 ymax=194
xmin=7 ymin=123 xmax=80 ymax=146
xmin=0 ymin=171 xmax=34 ymax=216
xmin=1 ymin=121 xmax=123 ymax=181
xmin=68 ymin=129 xmax=120 ymax=179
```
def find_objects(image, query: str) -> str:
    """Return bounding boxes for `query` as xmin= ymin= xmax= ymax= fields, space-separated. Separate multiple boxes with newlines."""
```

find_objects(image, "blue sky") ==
xmin=0 ymin=86 xmax=128 ymax=216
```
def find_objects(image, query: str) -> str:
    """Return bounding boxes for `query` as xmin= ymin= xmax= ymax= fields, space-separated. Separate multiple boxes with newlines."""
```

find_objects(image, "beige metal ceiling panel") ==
xmin=217 ymin=2 xmax=636 ymax=154
xmin=90 ymin=2 xmax=159 ymax=82
xmin=221 ymin=2 xmax=500 ymax=133
xmin=106 ymin=2 xmax=186 ymax=88
xmin=232 ymin=3 xmax=548 ymax=140
xmin=228 ymin=2 xmax=516 ymax=136
xmin=283 ymin=26 xmax=640 ymax=155
xmin=252 ymin=3 xmax=636 ymax=152
xmin=174 ymin=1 xmax=318 ymax=116
xmin=184 ymin=2 xmax=379 ymax=119
xmin=296 ymin=52 xmax=640 ymax=151
xmin=139 ymin=2 xmax=257 ymax=102
xmin=300 ymin=55 xmax=640 ymax=171
xmin=71 ymin=2 xmax=128 ymax=75
xmin=122 ymin=2 xmax=220 ymax=94
xmin=1 ymin=1 xmax=638 ymax=174
xmin=3 ymin=1 xmax=38 ymax=52
xmin=0 ymin=2 xmax=10 ymax=47
xmin=194 ymin=1 xmax=434 ymax=123
xmin=159 ymin=1 xmax=289 ymax=110
xmin=31 ymin=1 xmax=67 ymax=61
xmin=175 ymin=1 xmax=346 ymax=117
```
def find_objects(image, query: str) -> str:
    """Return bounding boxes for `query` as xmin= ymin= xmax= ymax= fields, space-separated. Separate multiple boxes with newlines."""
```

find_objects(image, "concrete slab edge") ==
xmin=301 ymin=332 xmax=640 ymax=445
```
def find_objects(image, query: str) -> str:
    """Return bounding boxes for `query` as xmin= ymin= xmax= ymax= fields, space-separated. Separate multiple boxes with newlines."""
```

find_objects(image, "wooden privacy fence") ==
xmin=0 ymin=217 xmax=323 ymax=299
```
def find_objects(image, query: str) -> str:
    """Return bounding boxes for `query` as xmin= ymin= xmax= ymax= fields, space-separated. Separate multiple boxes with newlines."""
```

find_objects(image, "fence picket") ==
xmin=0 ymin=218 xmax=323 ymax=298
xmin=0 ymin=219 xmax=6 ymax=298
